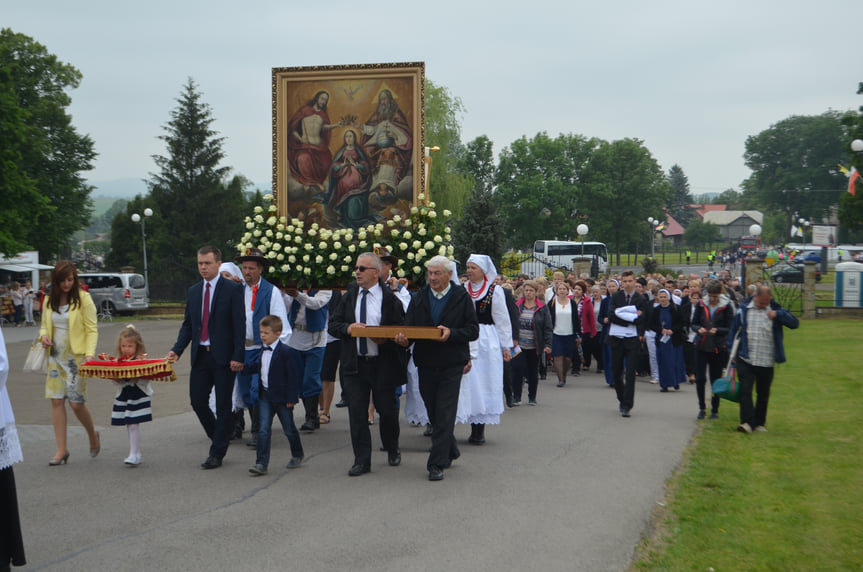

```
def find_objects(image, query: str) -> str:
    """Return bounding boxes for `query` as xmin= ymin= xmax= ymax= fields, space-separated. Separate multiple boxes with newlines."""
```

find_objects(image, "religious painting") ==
xmin=273 ymin=62 xmax=425 ymax=229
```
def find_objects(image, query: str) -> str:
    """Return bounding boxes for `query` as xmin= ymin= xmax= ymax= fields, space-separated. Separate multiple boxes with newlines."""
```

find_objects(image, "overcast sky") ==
xmin=6 ymin=1 xmax=861 ymax=197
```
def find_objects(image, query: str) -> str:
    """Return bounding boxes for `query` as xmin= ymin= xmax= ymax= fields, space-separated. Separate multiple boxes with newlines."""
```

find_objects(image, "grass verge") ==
xmin=631 ymin=320 xmax=863 ymax=571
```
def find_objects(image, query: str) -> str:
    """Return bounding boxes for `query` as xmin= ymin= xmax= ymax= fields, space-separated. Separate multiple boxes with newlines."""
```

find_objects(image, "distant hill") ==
xmin=88 ymin=178 xmax=148 ymax=199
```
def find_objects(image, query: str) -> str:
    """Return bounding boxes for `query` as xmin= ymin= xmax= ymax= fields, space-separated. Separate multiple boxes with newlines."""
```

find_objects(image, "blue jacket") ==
xmin=249 ymin=278 xmax=276 ymax=345
xmin=727 ymin=299 xmax=799 ymax=365
xmin=243 ymin=341 xmax=301 ymax=404
xmin=172 ymin=276 xmax=245 ymax=366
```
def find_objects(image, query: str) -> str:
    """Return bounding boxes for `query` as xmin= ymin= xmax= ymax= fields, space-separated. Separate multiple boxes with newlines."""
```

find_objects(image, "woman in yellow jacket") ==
xmin=39 ymin=261 xmax=100 ymax=465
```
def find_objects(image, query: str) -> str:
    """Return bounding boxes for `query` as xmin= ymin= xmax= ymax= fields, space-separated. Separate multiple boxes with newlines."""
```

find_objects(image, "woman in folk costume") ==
xmin=458 ymin=254 xmax=512 ymax=445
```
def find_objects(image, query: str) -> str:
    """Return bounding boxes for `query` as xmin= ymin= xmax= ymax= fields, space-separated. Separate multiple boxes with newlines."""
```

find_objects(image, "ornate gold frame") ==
xmin=272 ymin=62 xmax=425 ymax=226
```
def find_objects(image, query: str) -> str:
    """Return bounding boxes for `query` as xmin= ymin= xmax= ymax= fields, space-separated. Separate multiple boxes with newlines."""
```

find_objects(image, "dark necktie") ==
xmin=626 ymin=293 xmax=631 ymax=305
xmin=262 ymin=345 xmax=273 ymax=352
xmin=359 ymin=289 xmax=368 ymax=355
xmin=201 ymin=282 xmax=211 ymax=342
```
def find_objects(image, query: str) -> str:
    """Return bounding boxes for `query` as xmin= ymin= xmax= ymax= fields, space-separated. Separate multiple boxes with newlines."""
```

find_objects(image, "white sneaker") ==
xmin=649 ymin=379 xmax=659 ymax=385
xmin=737 ymin=423 xmax=753 ymax=434
xmin=124 ymin=454 xmax=142 ymax=466
xmin=754 ymin=425 xmax=768 ymax=433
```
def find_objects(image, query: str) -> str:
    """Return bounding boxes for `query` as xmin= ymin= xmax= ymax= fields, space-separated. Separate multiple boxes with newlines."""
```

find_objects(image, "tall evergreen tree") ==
xmin=0 ymin=29 xmax=96 ymax=260
xmin=667 ymin=164 xmax=695 ymax=226
xmin=130 ymin=78 xmax=242 ymax=297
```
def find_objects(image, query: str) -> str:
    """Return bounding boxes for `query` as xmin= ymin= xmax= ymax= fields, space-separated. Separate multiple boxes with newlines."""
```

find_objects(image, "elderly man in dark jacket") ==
xmin=396 ymin=255 xmax=479 ymax=481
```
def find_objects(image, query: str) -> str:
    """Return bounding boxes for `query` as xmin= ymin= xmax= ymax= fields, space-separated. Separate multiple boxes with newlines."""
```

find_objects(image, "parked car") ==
xmin=771 ymin=264 xmax=821 ymax=284
xmin=79 ymin=273 xmax=149 ymax=315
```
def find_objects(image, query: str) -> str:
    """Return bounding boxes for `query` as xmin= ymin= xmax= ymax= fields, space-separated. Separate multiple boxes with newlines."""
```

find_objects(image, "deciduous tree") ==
xmin=0 ymin=29 xmax=95 ymax=260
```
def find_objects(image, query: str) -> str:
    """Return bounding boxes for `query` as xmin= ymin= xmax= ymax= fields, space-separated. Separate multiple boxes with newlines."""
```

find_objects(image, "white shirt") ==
xmin=243 ymin=278 xmax=291 ymax=348
xmin=200 ymin=277 xmax=219 ymax=347
xmin=354 ymin=283 xmax=383 ymax=357
xmin=553 ymin=300 xmax=574 ymax=336
xmin=284 ymin=290 xmax=332 ymax=351
xmin=260 ymin=340 xmax=278 ymax=390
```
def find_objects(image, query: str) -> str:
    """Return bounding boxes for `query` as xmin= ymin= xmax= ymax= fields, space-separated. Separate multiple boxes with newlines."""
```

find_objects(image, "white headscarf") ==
xmin=465 ymin=254 xmax=497 ymax=299
xmin=219 ymin=262 xmax=242 ymax=281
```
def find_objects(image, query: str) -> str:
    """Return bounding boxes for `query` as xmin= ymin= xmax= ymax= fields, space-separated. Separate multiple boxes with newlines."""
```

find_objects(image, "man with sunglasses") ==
xmin=328 ymin=252 xmax=408 ymax=476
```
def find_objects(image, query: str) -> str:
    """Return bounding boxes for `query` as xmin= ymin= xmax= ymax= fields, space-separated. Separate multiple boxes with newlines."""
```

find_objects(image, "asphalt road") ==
xmin=3 ymin=320 xmax=700 ymax=572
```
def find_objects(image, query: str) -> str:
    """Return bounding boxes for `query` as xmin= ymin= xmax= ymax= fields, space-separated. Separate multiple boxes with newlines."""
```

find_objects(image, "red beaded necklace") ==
xmin=467 ymin=276 xmax=488 ymax=299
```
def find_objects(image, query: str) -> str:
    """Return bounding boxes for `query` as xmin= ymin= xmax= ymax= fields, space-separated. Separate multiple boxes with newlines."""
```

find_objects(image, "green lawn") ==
xmin=632 ymin=320 xmax=863 ymax=571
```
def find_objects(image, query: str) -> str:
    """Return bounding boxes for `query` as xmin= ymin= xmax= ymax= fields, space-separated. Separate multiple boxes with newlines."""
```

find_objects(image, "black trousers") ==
xmin=418 ymin=364 xmax=463 ymax=470
xmin=582 ymin=333 xmax=603 ymax=370
xmin=502 ymin=360 xmax=513 ymax=403
xmin=343 ymin=357 xmax=399 ymax=466
xmin=610 ymin=336 xmax=640 ymax=410
xmin=695 ymin=351 xmax=726 ymax=413
xmin=511 ymin=349 xmax=539 ymax=401
xmin=736 ymin=359 xmax=775 ymax=428
xmin=189 ymin=349 xmax=234 ymax=459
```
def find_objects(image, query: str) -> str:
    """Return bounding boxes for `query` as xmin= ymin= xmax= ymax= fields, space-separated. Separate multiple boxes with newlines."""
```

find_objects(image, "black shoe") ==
xmin=348 ymin=463 xmax=370 ymax=477
xmin=709 ymin=412 xmax=719 ymax=420
xmin=201 ymin=456 xmax=222 ymax=469
xmin=423 ymin=424 xmax=433 ymax=437
xmin=674 ymin=385 xmax=680 ymax=390
xmin=697 ymin=410 xmax=706 ymax=419
xmin=621 ymin=409 xmax=631 ymax=418
xmin=506 ymin=397 xmax=514 ymax=408
xmin=442 ymin=449 xmax=461 ymax=468
xmin=335 ymin=400 xmax=347 ymax=408
xmin=300 ymin=419 xmax=317 ymax=432
xmin=660 ymin=387 xmax=669 ymax=393
xmin=468 ymin=424 xmax=486 ymax=445
xmin=428 ymin=466 xmax=444 ymax=481
xmin=388 ymin=450 xmax=402 ymax=466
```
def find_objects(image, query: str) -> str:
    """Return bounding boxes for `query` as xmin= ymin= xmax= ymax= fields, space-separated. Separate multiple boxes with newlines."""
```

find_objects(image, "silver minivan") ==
xmin=79 ymin=273 xmax=149 ymax=316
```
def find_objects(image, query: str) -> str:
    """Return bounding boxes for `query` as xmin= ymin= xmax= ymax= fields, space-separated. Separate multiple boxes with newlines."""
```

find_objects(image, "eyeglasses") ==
xmin=355 ymin=265 xmax=376 ymax=273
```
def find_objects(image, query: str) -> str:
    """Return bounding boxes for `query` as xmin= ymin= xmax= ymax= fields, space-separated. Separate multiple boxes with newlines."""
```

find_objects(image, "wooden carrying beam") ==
xmin=349 ymin=325 xmax=442 ymax=340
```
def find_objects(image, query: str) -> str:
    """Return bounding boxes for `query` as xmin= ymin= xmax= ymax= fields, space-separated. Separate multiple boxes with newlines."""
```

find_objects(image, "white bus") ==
xmin=521 ymin=240 xmax=610 ymax=276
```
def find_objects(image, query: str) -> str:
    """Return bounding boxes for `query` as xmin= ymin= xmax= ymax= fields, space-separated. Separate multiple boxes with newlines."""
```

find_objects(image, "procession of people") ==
xmin=4 ymin=246 xmax=800 ymax=489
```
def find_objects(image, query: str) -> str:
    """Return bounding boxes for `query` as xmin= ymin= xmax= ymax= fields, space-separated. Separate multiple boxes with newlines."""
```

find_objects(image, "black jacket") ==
xmin=172 ymin=277 xmax=245 ymax=366
xmin=607 ymin=289 xmax=648 ymax=337
xmin=405 ymin=282 xmax=479 ymax=369
xmin=691 ymin=300 xmax=734 ymax=354
xmin=243 ymin=341 xmax=301 ymax=404
xmin=328 ymin=280 xmax=408 ymax=386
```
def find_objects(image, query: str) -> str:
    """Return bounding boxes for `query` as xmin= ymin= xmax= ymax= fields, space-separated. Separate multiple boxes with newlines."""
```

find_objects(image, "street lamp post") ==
xmin=131 ymin=208 xmax=153 ymax=296
xmin=647 ymin=217 xmax=660 ymax=258
xmin=577 ymin=223 xmax=589 ymax=256
xmin=742 ymin=223 xmax=762 ymax=287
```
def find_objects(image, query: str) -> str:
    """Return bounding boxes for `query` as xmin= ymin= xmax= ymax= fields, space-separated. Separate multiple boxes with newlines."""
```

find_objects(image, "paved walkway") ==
xmin=3 ymin=321 xmax=700 ymax=572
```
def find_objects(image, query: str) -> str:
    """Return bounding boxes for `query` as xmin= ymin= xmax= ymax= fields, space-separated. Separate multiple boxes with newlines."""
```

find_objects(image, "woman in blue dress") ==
xmin=649 ymin=289 xmax=685 ymax=392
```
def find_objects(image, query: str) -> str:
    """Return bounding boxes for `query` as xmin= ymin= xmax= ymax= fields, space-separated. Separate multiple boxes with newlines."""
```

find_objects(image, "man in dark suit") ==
xmin=166 ymin=246 xmax=245 ymax=468
xmin=606 ymin=270 xmax=647 ymax=418
xmin=396 ymin=256 xmax=478 ymax=481
xmin=328 ymin=252 xmax=407 ymax=476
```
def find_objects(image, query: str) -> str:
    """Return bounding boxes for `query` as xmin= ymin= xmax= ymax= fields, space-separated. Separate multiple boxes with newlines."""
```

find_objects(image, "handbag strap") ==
xmin=725 ymin=333 xmax=741 ymax=371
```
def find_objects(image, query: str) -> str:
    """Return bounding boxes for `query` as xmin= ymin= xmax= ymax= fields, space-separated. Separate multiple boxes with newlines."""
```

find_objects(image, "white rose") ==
xmin=439 ymin=246 xmax=447 ymax=255
xmin=399 ymin=242 xmax=408 ymax=250
xmin=294 ymin=236 xmax=303 ymax=244
xmin=327 ymin=265 xmax=336 ymax=275
xmin=315 ymin=255 xmax=323 ymax=264
xmin=281 ymin=264 xmax=289 ymax=272
xmin=391 ymin=230 xmax=399 ymax=238
xmin=329 ymin=252 xmax=338 ymax=261
xmin=407 ymin=252 xmax=415 ymax=260
xmin=279 ymin=216 xmax=287 ymax=224
xmin=443 ymin=209 xmax=452 ymax=217
xmin=434 ymin=235 xmax=442 ymax=243
xmin=311 ymin=223 xmax=319 ymax=230
xmin=412 ymin=240 xmax=421 ymax=249
xmin=397 ymin=269 xmax=406 ymax=278
xmin=343 ymin=255 xmax=352 ymax=262
xmin=403 ymin=231 xmax=412 ymax=240
xmin=267 ymin=217 xmax=276 ymax=226
xmin=418 ymin=228 xmax=427 ymax=236
xmin=358 ymin=231 xmax=367 ymax=240
xmin=447 ymin=245 xmax=454 ymax=255
xmin=418 ymin=193 xmax=426 ymax=201
xmin=304 ymin=267 xmax=311 ymax=275
xmin=319 ymin=242 xmax=327 ymax=250
xmin=303 ymin=255 xmax=310 ymax=263
xmin=254 ymin=206 xmax=264 ymax=214
xmin=246 ymin=222 xmax=254 ymax=230
xmin=341 ymin=265 xmax=349 ymax=272
xmin=264 ymin=193 xmax=274 ymax=201
xmin=308 ymin=229 xmax=317 ymax=237
xmin=411 ymin=206 xmax=419 ymax=214
xmin=425 ymin=241 xmax=434 ymax=250
xmin=304 ymin=243 xmax=313 ymax=251
xmin=348 ymin=245 xmax=356 ymax=253
xmin=393 ymin=215 xmax=402 ymax=223
xmin=333 ymin=241 xmax=342 ymax=249
xmin=413 ymin=265 xmax=421 ymax=274
xmin=359 ymin=240 xmax=367 ymax=248
xmin=254 ymin=215 xmax=264 ymax=223
xmin=277 ymin=253 xmax=285 ymax=261
xmin=265 ymin=229 xmax=273 ymax=237
xmin=286 ymin=225 xmax=295 ymax=233
xmin=418 ymin=248 xmax=427 ymax=257
xmin=295 ymin=264 xmax=303 ymax=272
xmin=288 ymin=255 xmax=296 ymax=263
xmin=253 ymin=230 xmax=262 ymax=237
xmin=429 ymin=211 xmax=437 ymax=219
